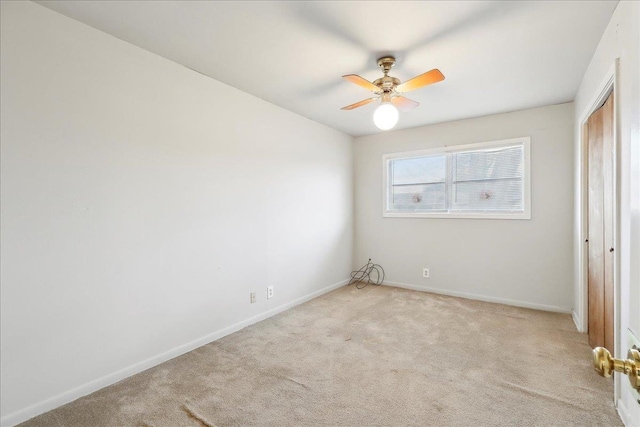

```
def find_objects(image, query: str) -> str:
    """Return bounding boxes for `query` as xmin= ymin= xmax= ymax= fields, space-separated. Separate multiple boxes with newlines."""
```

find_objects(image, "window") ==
xmin=383 ymin=137 xmax=530 ymax=219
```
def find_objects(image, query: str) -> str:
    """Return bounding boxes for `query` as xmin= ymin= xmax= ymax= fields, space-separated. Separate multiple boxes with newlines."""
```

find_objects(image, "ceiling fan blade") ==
xmin=396 ymin=69 xmax=445 ymax=93
xmin=391 ymin=96 xmax=420 ymax=112
xmin=341 ymin=97 xmax=378 ymax=110
xmin=342 ymin=74 xmax=380 ymax=93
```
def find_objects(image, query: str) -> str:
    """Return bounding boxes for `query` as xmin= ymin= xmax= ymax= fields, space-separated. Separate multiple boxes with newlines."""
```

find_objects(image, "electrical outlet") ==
xmin=423 ymin=268 xmax=430 ymax=278
xmin=250 ymin=292 xmax=256 ymax=304
xmin=267 ymin=286 xmax=274 ymax=299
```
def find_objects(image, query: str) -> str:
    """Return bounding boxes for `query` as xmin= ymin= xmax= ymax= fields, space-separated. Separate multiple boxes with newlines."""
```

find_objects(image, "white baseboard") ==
xmin=382 ymin=281 xmax=573 ymax=314
xmin=571 ymin=310 xmax=583 ymax=332
xmin=617 ymin=397 xmax=630 ymax=426
xmin=1 ymin=279 xmax=349 ymax=427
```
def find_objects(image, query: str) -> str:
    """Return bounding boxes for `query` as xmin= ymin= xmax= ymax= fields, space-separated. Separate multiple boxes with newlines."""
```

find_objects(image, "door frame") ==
xmin=576 ymin=59 xmax=620 ymax=400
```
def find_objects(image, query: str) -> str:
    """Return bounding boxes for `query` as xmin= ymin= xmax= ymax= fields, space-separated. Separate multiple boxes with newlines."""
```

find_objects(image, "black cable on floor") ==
xmin=348 ymin=259 xmax=385 ymax=289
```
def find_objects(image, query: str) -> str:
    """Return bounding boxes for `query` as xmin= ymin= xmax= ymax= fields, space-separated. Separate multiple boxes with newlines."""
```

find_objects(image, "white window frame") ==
xmin=382 ymin=137 xmax=531 ymax=219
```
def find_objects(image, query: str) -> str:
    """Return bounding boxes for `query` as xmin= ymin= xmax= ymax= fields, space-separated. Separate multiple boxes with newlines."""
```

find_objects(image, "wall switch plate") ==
xmin=250 ymin=292 xmax=256 ymax=304
xmin=267 ymin=286 xmax=274 ymax=299
xmin=423 ymin=268 xmax=430 ymax=278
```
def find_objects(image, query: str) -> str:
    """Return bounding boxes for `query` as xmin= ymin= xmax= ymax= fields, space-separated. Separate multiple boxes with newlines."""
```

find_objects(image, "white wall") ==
xmin=573 ymin=1 xmax=640 ymax=424
xmin=0 ymin=2 xmax=353 ymax=425
xmin=354 ymin=103 xmax=574 ymax=312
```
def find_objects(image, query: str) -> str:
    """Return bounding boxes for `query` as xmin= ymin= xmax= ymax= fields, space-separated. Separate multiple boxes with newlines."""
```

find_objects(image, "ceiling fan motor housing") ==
xmin=373 ymin=76 xmax=401 ymax=93
xmin=375 ymin=57 xmax=400 ymax=93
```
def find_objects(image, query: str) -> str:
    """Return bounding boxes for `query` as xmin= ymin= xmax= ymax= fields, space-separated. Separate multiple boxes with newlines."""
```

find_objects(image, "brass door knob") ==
xmin=593 ymin=346 xmax=640 ymax=391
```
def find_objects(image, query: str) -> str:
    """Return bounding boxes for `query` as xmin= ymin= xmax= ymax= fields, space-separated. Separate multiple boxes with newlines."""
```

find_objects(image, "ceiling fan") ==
xmin=341 ymin=56 xmax=445 ymax=130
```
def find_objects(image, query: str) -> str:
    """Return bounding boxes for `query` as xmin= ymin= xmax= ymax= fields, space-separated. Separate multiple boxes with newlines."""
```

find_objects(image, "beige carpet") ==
xmin=19 ymin=285 xmax=621 ymax=427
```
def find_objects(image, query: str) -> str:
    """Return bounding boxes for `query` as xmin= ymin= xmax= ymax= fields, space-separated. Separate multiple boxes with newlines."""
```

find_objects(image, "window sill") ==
xmin=383 ymin=211 xmax=531 ymax=220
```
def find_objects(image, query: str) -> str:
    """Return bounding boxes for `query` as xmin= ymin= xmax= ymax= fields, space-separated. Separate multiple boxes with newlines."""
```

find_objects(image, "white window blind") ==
xmin=390 ymin=155 xmax=446 ymax=211
xmin=384 ymin=138 xmax=530 ymax=219
xmin=451 ymin=146 xmax=524 ymax=212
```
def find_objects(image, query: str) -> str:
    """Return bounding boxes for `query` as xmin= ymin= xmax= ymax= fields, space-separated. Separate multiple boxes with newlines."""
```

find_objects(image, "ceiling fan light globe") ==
xmin=373 ymin=103 xmax=399 ymax=130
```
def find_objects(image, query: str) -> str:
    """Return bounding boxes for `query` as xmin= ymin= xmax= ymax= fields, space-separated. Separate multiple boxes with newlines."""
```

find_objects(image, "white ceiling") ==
xmin=37 ymin=1 xmax=617 ymax=137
